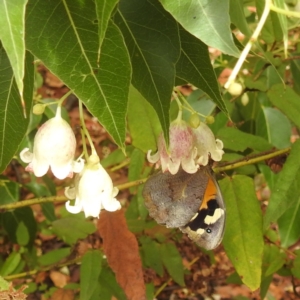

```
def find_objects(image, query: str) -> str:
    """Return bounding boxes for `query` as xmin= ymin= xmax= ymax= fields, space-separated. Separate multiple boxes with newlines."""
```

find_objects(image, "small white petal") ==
xmin=31 ymin=156 xmax=49 ymax=177
xmin=65 ymin=186 xmax=76 ymax=199
xmin=51 ymin=163 xmax=73 ymax=180
xmin=65 ymin=200 xmax=83 ymax=214
xmin=102 ymin=198 xmax=121 ymax=212
xmin=112 ymin=187 xmax=119 ymax=197
xmin=72 ymin=158 xmax=85 ymax=173
xmin=147 ymin=150 xmax=160 ymax=163
xmin=20 ymin=148 xmax=33 ymax=163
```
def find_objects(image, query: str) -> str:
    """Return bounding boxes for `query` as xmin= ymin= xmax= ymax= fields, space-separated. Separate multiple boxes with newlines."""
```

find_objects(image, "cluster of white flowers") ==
xmin=20 ymin=106 xmax=121 ymax=218
xmin=147 ymin=118 xmax=224 ymax=175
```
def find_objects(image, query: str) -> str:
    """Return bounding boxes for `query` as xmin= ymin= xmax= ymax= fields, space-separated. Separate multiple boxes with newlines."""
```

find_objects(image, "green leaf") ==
xmin=2 ymin=207 xmax=37 ymax=247
xmin=176 ymin=26 xmax=227 ymax=116
xmin=0 ymin=177 xmax=19 ymax=204
xmin=256 ymin=0 xmax=283 ymax=44
xmin=80 ymin=250 xmax=103 ymax=300
xmin=278 ymin=201 xmax=300 ymax=248
xmin=264 ymin=140 xmax=300 ymax=230
xmin=262 ymin=244 xmax=286 ymax=278
xmin=229 ymin=0 xmax=251 ymax=36
xmin=140 ymin=236 xmax=164 ymax=276
xmin=95 ymin=0 xmax=119 ymax=49
xmin=159 ymin=0 xmax=239 ymax=57
xmin=38 ymin=248 xmax=71 ymax=266
xmin=221 ymin=175 xmax=263 ymax=290
xmin=26 ymin=0 xmax=131 ymax=150
xmin=51 ymin=215 xmax=96 ymax=245
xmin=98 ymin=267 xmax=127 ymax=300
xmin=267 ymin=84 xmax=300 ymax=129
xmin=256 ymin=107 xmax=291 ymax=149
xmin=16 ymin=221 xmax=30 ymax=246
xmin=0 ymin=47 xmax=34 ymax=173
xmin=0 ymin=0 xmax=27 ymax=98
xmin=263 ymin=244 xmax=286 ymax=277
xmin=273 ymin=0 xmax=288 ymax=56
xmin=116 ymin=0 xmax=181 ymax=141
xmin=291 ymin=249 xmax=300 ymax=279
xmin=0 ymin=276 xmax=10 ymax=291
xmin=127 ymin=86 xmax=161 ymax=153
xmin=217 ymin=127 xmax=272 ymax=152
xmin=0 ymin=252 xmax=21 ymax=276
xmin=26 ymin=182 xmax=56 ymax=222
xmin=160 ymin=243 xmax=185 ymax=286
xmin=128 ymin=149 xmax=145 ymax=193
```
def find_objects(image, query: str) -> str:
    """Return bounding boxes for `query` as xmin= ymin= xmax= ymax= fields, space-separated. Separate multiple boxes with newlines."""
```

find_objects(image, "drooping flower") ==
xmin=65 ymin=154 xmax=121 ymax=218
xmin=147 ymin=118 xmax=224 ymax=174
xmin=192 ymin=121 xmax=224 ymax=166
xmin=147 ymin=119 xmax=198 ymax=175
xmin=20 ymin=106 xmax=83 ymax=180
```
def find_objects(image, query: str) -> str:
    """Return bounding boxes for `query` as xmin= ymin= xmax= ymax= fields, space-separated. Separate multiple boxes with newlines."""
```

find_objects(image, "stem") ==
xmin=213 ymin=147 xmax=290 ymax=173
xmin=79 ymin=100 xmax=97 ymax=157
xmin=57 ymin=90 xmax=73 ymax=107
xmin=224 ymin=0 xmax=271 ymax=89
xmin=270 ymin=3 xmax=300 ymax=18
xmin=4 ymin=148 xmax=290 ymax=211
xmin=4 ymin=256 xmax=82 ymax=280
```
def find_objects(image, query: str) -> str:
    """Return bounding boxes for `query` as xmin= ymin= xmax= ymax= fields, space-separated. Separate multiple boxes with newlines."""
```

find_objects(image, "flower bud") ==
xmin=241 ymin=93 xmax=249 ymax=106
xmin=206 ymin=116 xmax=215 ymax=124
xmin=189 ymin=113 xmax=201 ymax=128
xmin=227 ymin=82 xmax=243 ymax=96
xmin=33 ymin=104 xmax=45 ymax=115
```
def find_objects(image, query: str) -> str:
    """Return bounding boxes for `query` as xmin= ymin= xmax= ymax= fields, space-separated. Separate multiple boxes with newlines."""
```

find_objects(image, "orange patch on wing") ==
xmin=200 ymin=176 xmax=217 ymax=209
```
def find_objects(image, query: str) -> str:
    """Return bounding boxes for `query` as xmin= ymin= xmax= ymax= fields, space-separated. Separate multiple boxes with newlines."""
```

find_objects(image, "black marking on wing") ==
xmin=185 ymin=199 xmax=219 ymax=231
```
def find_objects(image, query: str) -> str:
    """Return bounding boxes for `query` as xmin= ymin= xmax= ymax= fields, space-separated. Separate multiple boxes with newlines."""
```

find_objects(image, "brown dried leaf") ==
xmin=98 ymin=209 xmax=146 ymax=300
xmin=49 ymin=271 xmax=69 ymax=288
xmin=50 ymin=288 xmax=74 ymax=300
xmin=0 ymin=284 xmax=27 ymax=300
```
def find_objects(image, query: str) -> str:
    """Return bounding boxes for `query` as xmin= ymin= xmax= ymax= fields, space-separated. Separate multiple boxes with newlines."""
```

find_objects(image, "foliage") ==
xmin=1 ymin=0 xmax=300 ymax=299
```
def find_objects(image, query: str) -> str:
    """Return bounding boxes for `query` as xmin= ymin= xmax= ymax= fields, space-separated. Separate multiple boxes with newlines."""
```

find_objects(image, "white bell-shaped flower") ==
xmin=147 ymin=117 xmax=224 ymax=175
xmin=65 ymin=154 xmax=121 ymax=218
xmin=20 ymin=106 xmax=83 ymax=180
xmin=147 ymin=119 xmax=198 ymax=175
xmin=192 ymin=122 xmax=224 ymax=165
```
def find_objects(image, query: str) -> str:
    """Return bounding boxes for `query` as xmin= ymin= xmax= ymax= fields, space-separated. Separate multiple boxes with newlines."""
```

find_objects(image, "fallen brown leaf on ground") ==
xmin=98 ymin=209 xmax=146 ymax=300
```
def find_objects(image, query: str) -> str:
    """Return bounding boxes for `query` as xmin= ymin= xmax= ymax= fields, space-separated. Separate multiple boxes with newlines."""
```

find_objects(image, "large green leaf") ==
xmin=52 ymin=215 xmax=96 ymax=245
xmin=160 ymin=243 xmax=185 ymax=286
xmin=256 ymin=107 xmax=291 ymax=149
xmin=80 ymin=250 xmax=103 ymax=300
xmin=115 ymin=0 xmax=181 ymax=141
xmin=0 ymin=47 xmax=34 ymax=173
xmin=267 ymin=84 xmax=300 ymax=129
xmin=278 ymin=202 xmax=300 ymax=248
xmin=26 ymin=0 xmax=131 ymax=150
xmin=217 ymin=127 xmax=272 ymax=152
xmin=0 ymin=0 xmax=27 ymax=99
xmin=229 ymin=0 xmax=251 ymax=36
xmin=264 ymin=139 xmax=300 ymax=230
xmin=221 ymin=175 xmax=264 ymax=290
xmin=127 ymin=86 xmax=161 ymax=153
xmin=159 ymin=0 xmax=239 ymax=57
xmin=176 ymin=26 xmax=228 ymax=116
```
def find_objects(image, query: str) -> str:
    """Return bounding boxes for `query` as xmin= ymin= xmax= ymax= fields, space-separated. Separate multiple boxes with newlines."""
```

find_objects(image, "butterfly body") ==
xmin=143 ymin=166 xmax=225 ymax=250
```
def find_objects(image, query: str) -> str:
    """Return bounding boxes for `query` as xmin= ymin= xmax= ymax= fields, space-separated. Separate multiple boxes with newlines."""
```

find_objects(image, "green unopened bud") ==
xmin=227 ymin=82 xmax=243 ymax=96
xmin=189 ymin=113 xmax=200 ymax=128
xmin=33 ymin=104 xmax=45 ymax=115
xmin=206 ymin=115 xmax=215 ymax=124
xmin=241 ymin=93 xmax=249 ymax=106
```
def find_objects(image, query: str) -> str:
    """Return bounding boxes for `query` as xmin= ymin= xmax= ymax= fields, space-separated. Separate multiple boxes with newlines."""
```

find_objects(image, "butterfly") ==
xmin=142 ymin=166 xmax=225 ymax=250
